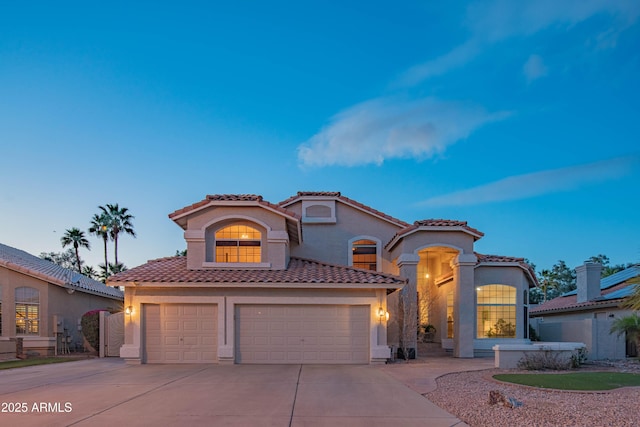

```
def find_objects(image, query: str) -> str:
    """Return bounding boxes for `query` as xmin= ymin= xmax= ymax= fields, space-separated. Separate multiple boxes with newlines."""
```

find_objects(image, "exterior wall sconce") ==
xmin=125 ymin=306 xmax=134 ymax=315
xmin=377 ymin=307 xmax=389 ymax=321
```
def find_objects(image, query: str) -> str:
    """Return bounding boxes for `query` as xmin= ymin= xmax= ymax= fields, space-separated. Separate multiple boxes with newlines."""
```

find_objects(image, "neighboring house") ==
xmin=530 ymin=262 xmax=640 ymax=359
xmin=0 ymin=243 xmax=124 ymax=356
xmin=110 ymin=192 xmax=536 ymax=365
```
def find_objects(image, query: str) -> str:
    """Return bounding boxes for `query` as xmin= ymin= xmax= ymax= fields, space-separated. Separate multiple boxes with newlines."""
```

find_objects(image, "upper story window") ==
xmin=215 ymin=225 xmax=261 ymax=263
xmin=476 ymin=284 xmax=516 ymax=339
xmin=15 ymin=286 xmax=39 ymax=335
xmin=351 ymin=239 xmax=377 ymax=271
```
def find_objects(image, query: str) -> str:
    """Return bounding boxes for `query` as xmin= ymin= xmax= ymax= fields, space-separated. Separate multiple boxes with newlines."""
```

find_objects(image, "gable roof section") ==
xmin=108 ymin=256 xmax=406 ymax=289
xmin=0 ymin=243 xmax=124 ymax=300
xmin=169 ymin=194 xmax=302 ymax=243
xmin=385 ymin=219 xmax=484 ymax=250
xmin=279 ymin=191 xmax=410 ymax=228
xmin=475 ymin=253 xmax=538 ymax=287
xmin=530 ymin=265 xmax=640 ymax=315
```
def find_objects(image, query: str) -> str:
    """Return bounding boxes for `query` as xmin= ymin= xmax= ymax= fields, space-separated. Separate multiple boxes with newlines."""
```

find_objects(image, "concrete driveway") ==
xmin=0 ymin=358 xmax=472 ymax=427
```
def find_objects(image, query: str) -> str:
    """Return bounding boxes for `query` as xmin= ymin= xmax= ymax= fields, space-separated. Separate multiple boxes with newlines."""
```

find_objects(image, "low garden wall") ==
xmin=493 ymin=342 xmax=586 ymax=369
xmin=0 ymin=340 xmax=17 ymax=360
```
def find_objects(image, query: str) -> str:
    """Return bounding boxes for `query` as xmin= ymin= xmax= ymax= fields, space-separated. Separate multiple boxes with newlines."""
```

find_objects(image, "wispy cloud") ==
xmin=419 ymin=155 xmax=640 ymax=207
xmin=523 ymin=54 xmax=548 ymax=83
xmin=297 ymin=97 xmax=510 ymax=168
xmin=396 ymin=0 xmax=640 ymax=87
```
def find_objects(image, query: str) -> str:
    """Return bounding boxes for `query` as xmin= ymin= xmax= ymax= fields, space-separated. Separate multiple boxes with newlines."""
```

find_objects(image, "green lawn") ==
xmin=493 ymin=372 xmax=640 ymax=390
xmin=0 ymin=357 xmax=86 ymax=370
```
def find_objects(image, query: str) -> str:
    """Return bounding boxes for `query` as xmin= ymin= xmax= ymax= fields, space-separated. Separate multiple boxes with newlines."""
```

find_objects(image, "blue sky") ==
xmin=1 ymin=1 xmax=639 ymax=273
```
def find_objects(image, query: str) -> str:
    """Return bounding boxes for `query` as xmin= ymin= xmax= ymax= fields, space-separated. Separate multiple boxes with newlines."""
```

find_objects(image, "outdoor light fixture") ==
xmin=125 ymin=306 xmax=134 ymax=315
xmin=377 ymin=307 xmax=389 ymax=321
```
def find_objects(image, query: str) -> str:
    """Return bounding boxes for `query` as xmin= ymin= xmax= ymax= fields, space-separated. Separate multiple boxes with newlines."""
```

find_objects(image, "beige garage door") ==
xmin=144 ymin=304 xmax=217 ymax=363
xmin=236 ymin=305 xmax=369 ymax=364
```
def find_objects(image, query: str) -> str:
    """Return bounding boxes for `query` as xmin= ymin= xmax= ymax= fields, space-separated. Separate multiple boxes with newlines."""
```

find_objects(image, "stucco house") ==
xmin=0 ymin=243 xmax=124 ymax=357
xmin=530 ymin=262 xmax=640 ymax=359
xmin=110 ymin=192 xmax=536 ymax=364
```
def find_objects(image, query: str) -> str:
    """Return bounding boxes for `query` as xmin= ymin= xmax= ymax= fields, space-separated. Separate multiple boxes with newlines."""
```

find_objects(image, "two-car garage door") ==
xmin=143 ymin=303 xmax=369 ymax=364
xmin=235 ymin=305 xmax=369 ymax=364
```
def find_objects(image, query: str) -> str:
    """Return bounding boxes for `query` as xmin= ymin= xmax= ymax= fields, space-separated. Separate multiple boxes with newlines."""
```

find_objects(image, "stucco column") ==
xmin=452 ymin=253 xmax=477 ymax=358
xmin=397 ymin=254 xmax=419 ymax=358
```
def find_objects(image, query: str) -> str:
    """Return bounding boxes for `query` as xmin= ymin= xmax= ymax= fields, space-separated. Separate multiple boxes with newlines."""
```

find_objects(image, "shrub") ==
xmin=529 ymin=325 xmax=540 ymax=341
xmin=517 ymin=347 xmax=588 ymax=370
xmin=80 ymin=309 xmax=108 ymax=351
xmin=570 ymin=347 xmax=589 ymax=368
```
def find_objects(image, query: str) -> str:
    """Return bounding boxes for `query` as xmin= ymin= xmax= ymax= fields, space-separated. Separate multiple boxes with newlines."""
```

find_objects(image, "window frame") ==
xmin=476 ymin=284 xmax=517 ymax=339
xmin=206 ymin=223 xmax=270 ymax=267
xmin=348 ymin=236 xmax=381 ymax=272
xmin=15 ymin=286 xmax=40 ymax=336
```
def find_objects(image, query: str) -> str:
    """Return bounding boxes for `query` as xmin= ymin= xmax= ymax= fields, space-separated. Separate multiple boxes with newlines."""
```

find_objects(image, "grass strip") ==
xmin=0 ymin=357 xmax=86 ymax=370
xmin=493 ymin=372 xmax=640 ymax=390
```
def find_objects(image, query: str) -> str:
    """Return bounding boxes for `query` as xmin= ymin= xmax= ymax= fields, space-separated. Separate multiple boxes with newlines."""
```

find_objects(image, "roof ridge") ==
xmin=0 ymin=243 xmax=123 ymax=299
xmin=278 ymin=192 xmax=410 ymax=227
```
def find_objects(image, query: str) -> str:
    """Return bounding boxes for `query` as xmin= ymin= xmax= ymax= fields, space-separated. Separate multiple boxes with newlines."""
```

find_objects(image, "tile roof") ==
xmin=169 ymin=194 xmax=301 ymax=221
xmin=386 ymin=219 xmax=484 ymax=250
xmin=530 ymin=266 xmax=640 ymax=314
xmin=278 ymin=191 xmax=410 ymax=228
xmin=475 ymin=253 xmax=538 ymax=287
xmin=0 ymin=243 xmax=124 ymax=300
xmin=530 ymin=281 xmax=635 ymax=314
xmin=476 ymin=254 xmax=521 ymax=263
xmin=108 ymin=256 xmax=406 ymax=287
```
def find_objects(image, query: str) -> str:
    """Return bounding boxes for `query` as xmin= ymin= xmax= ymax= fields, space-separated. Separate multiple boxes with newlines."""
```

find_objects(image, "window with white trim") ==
xmin=215 ymin=225 xmax=261 ymax=263
xmin=476 ymin=284 xmax=516 ymax=338
xmin=15 ymin=287 xmax=39 ymax=335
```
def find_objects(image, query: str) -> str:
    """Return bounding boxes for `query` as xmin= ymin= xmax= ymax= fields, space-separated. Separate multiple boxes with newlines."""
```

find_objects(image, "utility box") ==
xmin=53 ymin=315 xmax=64 ymax=334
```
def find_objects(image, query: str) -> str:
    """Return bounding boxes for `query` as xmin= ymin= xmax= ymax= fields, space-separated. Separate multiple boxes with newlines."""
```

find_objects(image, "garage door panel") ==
xmin=236 ymin=304 xmax=369 ymax=364
xmin=144 ymin=304 xmax=218 ymax=363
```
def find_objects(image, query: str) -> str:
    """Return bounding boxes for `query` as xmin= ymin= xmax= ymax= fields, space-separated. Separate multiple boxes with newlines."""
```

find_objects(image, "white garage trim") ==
xmin=144 ymin=303 xmax=218 ymax=363
xmin=226 ymin=296 xmax=389 ymax=364
xmin=236 ymin=304 xmax=369 ymax=364
xmin=121 ymin=296 xmax=225 ymax=363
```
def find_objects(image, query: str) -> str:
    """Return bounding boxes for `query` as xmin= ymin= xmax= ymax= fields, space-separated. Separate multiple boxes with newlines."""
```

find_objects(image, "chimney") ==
xmin=576 ymin=262 xmax=602 ymax=303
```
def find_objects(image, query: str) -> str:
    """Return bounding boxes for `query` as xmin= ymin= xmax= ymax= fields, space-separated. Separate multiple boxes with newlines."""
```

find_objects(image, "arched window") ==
xmin=351 ymin=239 xmax=377 ymax=271
xmin=15 ymin=287 xmax=39 ymax=335
xmin=215 ymin=225 xmax=261 ymax=263
xmin=476 ymin=285 xmax=516 ymax=338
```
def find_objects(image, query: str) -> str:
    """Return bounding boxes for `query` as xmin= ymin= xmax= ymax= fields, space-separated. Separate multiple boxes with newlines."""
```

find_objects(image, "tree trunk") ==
xmin=114 ymin=234 xmax=119 ymax=265
xmin=74 ymin=244 xmax=81 ymax=273
xmin=103 ymin=236 xmax=108 ymax=271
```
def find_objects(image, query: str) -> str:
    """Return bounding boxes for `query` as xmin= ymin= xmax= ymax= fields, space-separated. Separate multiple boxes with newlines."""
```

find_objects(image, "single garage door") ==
xmin=236 ymin=304 xmax=369 ymax=364
xmin=144 ymin=304 xmax=217 ymax=363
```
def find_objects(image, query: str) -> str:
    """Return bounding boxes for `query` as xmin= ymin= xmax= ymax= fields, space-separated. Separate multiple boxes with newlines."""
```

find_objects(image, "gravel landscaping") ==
xmin=426 ymin=360 xmax=640 ymax=427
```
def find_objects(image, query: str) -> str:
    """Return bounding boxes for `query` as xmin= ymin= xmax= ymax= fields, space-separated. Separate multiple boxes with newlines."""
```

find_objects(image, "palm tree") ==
xmin=81 ymin=265 xmax=98 ymax=280
xmin=610 ymin=313 xmax=640 ymax=351
xmin=98 ymin=262 xmax=128 ymax=283
xmin=622 ymin=277 xmax=640 ymax=311
xmin=60 ymin=228 xmax=90 ymax=272
xmin=100 ymin=203 xmax=135 ymax=265
xmin=89 ymin=212 xmax=111 ymax=271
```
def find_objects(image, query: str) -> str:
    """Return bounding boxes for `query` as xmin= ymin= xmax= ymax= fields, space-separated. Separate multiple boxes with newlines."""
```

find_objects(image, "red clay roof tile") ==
xmin=278 ymin=192 xmax=410 ymax=228
xmin=108 ymin=256 xmax=406 ymax=286
xmin=168 ymin=194 xmax=300 ymax=221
